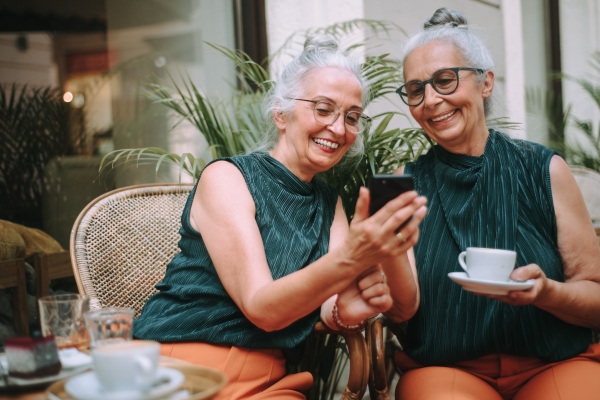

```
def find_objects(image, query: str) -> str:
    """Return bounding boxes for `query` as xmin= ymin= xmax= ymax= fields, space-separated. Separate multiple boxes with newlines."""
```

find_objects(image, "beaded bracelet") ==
xmin=332 ymin=304 xmax=366 ymax=333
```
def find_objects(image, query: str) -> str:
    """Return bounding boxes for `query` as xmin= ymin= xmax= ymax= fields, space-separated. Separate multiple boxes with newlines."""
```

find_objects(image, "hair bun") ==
xmin=303 ymin=34 xmax=339 ymax=53
xmin=424 ymin=7 xmax=468 ymax=30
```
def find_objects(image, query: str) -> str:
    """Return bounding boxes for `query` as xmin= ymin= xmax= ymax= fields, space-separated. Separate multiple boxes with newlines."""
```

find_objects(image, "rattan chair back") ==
xmin=70 ymin=183 xmax=194 ymax=317
xmin=570 ymin=166 xmax=600 ymax=227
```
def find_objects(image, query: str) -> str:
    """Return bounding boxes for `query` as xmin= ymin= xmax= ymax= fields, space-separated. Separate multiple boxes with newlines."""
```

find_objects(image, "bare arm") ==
xmin=496 ymin=156 xmax=600 ymax=329
xmin=192 ymin=161 xmax=421 ymax=332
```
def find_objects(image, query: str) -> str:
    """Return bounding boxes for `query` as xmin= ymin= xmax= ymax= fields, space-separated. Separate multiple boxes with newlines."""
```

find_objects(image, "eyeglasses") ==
xmin=396 ymin=67 xmax=486 ymax=106
xmin=291 ymin=98 xmax=371 ymax=134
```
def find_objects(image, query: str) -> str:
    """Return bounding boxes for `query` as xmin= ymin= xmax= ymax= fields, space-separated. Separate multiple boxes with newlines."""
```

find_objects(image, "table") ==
xmin=0 ymin=356 xmax=226 ymax=400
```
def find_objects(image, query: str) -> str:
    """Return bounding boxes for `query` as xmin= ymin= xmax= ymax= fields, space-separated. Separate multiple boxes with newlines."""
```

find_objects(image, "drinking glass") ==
xmin=84 ymin=307 xmax=135 ymax=348
xmin=38 ymin=294 xmax=90 ymax=350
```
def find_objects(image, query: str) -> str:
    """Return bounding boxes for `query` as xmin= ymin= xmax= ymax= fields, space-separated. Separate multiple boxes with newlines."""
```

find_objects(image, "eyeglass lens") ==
xmin=312 ymin=101 xmax=366 ymax=134
xmin=401 ymin=69 xmax=460 ymax=106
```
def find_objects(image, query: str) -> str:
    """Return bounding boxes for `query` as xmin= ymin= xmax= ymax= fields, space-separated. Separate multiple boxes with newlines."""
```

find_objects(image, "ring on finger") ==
xmin=396 ymin=231 xmax=406 ymax=243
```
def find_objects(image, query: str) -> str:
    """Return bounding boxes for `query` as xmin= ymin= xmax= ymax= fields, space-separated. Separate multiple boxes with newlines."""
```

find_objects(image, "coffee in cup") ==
xmin=91 ymin=339 xmax=160 ymax=393
xmin=458 ymin=247 xmax=517 ymax=282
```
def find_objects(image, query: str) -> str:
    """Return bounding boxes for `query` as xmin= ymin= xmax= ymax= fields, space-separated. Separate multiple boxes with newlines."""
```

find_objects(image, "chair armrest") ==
xmin=366 ymin=316 xmax=407 ymax=400
xmin=314 ymin=321 xmax=369 ymax=400
xmin=366 ymin=317 xmax=389 ymax=400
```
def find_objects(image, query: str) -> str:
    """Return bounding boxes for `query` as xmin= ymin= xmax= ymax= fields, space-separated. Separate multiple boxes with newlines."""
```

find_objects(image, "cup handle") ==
xmin=458 ymin=251 xmax=468 ymax=272
xmin=134 ymin=356 xmax=155 ymax=389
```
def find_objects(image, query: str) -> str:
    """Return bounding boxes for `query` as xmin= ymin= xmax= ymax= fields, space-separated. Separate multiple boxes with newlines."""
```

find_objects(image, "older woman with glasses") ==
xmin=384 ymin=7 xmax=600 ymax=400
xmin=134 ymin=34 xmax=426 ymax=400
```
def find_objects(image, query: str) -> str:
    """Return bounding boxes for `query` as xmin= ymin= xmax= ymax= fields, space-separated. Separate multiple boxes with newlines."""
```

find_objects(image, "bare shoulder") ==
xmin=193 ymin=160 xmax=254 ymax=218
xmin=549 ymin=155 xmax=576 ymax=188
xmin=550 ymin=155 xmax=600 ymax=280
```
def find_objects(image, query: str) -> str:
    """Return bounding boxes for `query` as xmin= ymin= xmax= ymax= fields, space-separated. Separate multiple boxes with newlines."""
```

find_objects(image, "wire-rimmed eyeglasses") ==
xmin=396 ymin=67 xmax=486 ymax=107
xmin=291 ymin=98 xmax=371 ymax=134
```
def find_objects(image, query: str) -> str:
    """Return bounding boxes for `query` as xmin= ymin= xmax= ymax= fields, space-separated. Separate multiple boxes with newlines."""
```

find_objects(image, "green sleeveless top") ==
xmin=404 ymin=130 xmax=593 ymax=365
xmin=134 ymin=152 xmax=338 ymax=359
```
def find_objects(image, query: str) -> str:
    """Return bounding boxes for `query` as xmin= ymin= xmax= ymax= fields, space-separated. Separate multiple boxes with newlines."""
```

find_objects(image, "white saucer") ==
xmin=65 ymin=366 xmax=185 ymax=400
xmin=448 ymin=272 xmax=534 ymax=295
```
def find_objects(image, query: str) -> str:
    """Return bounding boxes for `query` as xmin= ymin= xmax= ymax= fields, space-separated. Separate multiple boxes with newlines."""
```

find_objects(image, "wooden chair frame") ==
xmin=0 ymin=258 xmax=29 ymax=336
xmin=33 ymin=251 xmax=72 ymax=300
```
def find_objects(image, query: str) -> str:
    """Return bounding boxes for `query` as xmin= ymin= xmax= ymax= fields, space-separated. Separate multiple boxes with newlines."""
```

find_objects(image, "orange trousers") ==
xmin=160 ymin=342 xmax=312 ymax=400
xmin=394 ymin=343 xmax=600 ymax=400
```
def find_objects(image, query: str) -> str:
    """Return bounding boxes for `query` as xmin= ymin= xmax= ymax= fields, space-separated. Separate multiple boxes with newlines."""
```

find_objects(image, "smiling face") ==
xmin=403 ymin=40 xmax=494 ymax=155
xmin=270 ymin=66 xmax=363 ymax=182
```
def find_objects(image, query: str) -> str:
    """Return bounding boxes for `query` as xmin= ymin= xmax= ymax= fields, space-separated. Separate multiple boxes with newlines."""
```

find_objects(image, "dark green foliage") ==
xmin=0 ymin=84 xmax=85 ymax=226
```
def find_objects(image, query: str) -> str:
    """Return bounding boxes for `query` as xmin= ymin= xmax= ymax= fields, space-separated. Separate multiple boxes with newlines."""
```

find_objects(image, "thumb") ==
xmin=352 ymin=187 xmax=371 ymax=223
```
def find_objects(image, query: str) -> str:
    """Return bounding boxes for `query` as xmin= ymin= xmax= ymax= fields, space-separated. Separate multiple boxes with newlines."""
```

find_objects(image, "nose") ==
xmin=328 ymin=112 xmax=346 ymax=136
xmin=423 ymin=83 xmax=442 ymax=108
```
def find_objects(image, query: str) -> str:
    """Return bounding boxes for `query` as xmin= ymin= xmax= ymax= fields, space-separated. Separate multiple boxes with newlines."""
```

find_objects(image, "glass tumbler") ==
xmin=84 ymin=307 xmax=135 ymax=348
xmin=38 ymin=294 xmax=90 ymax=350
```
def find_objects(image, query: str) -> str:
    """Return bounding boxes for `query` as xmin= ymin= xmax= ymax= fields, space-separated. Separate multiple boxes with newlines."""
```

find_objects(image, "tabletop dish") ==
xmin=47 ymin=362 xmax=227 ymax=400
xmin=64 ymin=366 xmax=184 ymax=400
xmin=0 ymin=349 xmax=92 ymax=391
xmin=448 ymin=272 xmax=535 ymax=295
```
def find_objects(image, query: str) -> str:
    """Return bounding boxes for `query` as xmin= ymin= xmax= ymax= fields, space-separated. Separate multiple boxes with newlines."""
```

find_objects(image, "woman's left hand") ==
xmin=335 ymin=267 xmax=393 ymax=326
xmin=482 ymin=264 xmax=548 ymax=305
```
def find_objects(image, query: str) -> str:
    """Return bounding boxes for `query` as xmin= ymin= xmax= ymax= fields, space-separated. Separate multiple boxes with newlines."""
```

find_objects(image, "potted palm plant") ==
xmin=100 ymin=20 xmax=431 ymax=399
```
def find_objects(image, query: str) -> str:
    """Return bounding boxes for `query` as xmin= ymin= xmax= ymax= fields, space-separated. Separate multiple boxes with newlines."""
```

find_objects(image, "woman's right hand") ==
xmin=336 ymin=187 xmax=427 ymax=274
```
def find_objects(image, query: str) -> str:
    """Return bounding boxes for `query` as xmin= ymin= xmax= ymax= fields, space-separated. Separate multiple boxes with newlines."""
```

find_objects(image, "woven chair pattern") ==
xmin=570 ymin=166 xmax=600 ymax=226
xmin=71 ymin=184 xmax=194 ymax=317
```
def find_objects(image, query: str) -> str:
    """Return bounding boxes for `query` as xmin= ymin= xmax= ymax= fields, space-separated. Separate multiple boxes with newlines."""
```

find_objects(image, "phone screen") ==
xmin=368 ymin=174 xmax=414 ymax=215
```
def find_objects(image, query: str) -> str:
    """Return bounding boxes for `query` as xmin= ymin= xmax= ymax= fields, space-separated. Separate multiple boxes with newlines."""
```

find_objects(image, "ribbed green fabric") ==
xmin=404 ymin=130 xmax=593 ymax=365
xmin=134 ymin=152 xmax=338 ymax=359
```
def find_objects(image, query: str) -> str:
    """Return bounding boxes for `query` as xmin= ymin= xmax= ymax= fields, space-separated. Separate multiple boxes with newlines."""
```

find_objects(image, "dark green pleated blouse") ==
xmin=404 ymin=130 xmax=593 ymax=365
xmin=133 ymin=152 xmax=338 ymax=358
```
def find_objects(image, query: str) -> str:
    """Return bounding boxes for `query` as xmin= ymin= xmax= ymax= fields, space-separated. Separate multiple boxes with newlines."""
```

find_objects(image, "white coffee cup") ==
xmin=458 ymin=247 xmax=517 ymax=282
xmin=91 ymin=339 xmax=160 ymax=393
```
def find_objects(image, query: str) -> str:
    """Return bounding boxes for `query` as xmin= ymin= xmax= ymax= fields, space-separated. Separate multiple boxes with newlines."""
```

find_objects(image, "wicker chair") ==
xmin=70 ymin=183 xmax=369 ymax=399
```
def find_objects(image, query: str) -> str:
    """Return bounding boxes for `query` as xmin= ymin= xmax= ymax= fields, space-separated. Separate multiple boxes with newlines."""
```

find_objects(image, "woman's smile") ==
xmin=312 ymin=137 xmax=340 ymax=152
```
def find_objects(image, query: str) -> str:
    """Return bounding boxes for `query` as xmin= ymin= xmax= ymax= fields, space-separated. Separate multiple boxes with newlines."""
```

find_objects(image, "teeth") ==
xmin=432 ymin=110 xmax=456 ymax=122
xmin=313 ymin=138 xmax=339 ymax=150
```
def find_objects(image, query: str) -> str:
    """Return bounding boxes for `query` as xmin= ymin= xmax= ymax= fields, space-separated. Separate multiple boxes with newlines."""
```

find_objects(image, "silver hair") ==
xmin=257 ymin=34 xmax=369 ymax=170
xmin=401 ymin=8 xmax=495 ymax=116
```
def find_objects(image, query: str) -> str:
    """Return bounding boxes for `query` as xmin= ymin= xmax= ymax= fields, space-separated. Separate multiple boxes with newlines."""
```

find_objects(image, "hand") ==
xmin=335 ymin=267 xmax=392 ymax=326
xmin=481 ymin=264 xmax=548 ymax=305
xmin=339 ymin=187 xmax=427 ymax=273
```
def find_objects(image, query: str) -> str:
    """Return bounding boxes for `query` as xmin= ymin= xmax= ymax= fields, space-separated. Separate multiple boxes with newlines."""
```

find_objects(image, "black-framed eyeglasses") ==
xmin=291 ymin=98 xmax=371 ymax=134
xmin=396 ymin=67 xmax=486 ymax=106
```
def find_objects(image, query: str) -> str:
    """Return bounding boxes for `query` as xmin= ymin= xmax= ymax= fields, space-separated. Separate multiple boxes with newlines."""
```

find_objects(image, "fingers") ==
xmin=357 ymin=267 xmax=386 ymax=291
xmin=394 ymin=203 xmax=427 ymax=249
xmin=351 ymin=187 xmax=371 ymax=223
xmin=510 ymin=264 xmax=545 ymax=282
xmin=358 ymin=267 xmax=391 ymax=306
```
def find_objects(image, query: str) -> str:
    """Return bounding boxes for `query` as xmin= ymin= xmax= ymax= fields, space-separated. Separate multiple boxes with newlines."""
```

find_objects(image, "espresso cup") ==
xmin=91 ymin=340 xmax=160 ymax=393
xmin=458 ymin=247 xmax=517 ymax=282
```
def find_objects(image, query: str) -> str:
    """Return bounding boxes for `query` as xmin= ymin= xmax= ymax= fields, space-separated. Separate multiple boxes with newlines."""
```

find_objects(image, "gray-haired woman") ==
xmin=134 ymin=34 xmax=426 ymax=399
xmin=385 ymin=7 xmax=600 ymax=400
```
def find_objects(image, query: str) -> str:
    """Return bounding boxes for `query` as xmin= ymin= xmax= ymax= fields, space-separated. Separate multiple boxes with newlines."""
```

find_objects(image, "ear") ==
xmin=481 ymin=70 xmax=494 ymax=99
xmin=273 ymin=110 xmax=286 ymax=131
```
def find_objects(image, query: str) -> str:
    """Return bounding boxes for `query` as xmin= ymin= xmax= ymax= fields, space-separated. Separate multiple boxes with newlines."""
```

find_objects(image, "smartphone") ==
xmin=368 ymin=174 xmax=414 ymax=216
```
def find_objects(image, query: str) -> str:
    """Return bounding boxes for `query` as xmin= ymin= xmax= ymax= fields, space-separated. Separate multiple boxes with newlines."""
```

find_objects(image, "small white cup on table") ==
xmin=91 ymin=339 xmax=161 ymax=394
